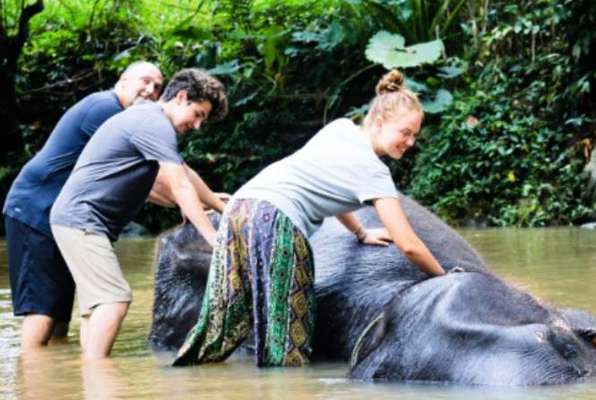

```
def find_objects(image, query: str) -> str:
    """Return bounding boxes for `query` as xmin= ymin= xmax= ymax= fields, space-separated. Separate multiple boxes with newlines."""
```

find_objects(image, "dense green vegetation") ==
xmin=1 ymin=0 xmax=594 ymax=232
xmin=409 ymin=1 xmax=596 ymax=226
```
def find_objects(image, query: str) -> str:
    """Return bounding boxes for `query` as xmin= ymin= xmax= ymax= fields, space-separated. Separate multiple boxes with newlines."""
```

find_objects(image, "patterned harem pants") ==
xmin=173 ymin=198 xmax=315 ymax=367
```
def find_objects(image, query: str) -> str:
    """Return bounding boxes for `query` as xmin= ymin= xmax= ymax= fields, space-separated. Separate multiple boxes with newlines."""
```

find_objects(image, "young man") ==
xmin=3 ymin=61 xmax=163 ymax=349
xmin=50 ymin=68 xmax=228 ymax=359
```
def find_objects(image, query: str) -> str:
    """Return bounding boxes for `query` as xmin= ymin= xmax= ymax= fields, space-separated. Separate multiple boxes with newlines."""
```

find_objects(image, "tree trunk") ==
xmin=0 ymin=0 xmax=44 ymax=163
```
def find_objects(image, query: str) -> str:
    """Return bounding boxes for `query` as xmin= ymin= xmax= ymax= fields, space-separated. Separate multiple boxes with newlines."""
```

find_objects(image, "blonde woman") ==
xmin=174 ymin=69 xmax=445 ymax=367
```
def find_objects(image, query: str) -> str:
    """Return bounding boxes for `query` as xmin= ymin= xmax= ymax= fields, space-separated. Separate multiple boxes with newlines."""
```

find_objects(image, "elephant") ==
xmin=148 ymin=195 xmax=596 ymax=386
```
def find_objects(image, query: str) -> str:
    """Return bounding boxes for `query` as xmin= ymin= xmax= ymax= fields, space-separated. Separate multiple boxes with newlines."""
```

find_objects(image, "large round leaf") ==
xmin=422 ymin=89 xmax=453 ymax=114
xmin=365 ymin=31 xmax=444 ymax=69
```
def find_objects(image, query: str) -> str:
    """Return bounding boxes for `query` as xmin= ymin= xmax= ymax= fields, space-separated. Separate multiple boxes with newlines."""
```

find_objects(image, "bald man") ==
xmin=3 ymin=61 xmax=163 ymax=349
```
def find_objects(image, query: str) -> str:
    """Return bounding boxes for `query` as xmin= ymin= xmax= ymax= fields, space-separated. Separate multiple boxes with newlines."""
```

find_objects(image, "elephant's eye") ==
xmin=562 ymin=344 xmax=578 ymax=359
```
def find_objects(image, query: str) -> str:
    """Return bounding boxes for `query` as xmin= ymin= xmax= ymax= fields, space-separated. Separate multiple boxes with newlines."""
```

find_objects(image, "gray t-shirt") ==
xmin=50 ymin=102 xmax=183 ymax=241
xmin=235 ymin=118 xmax=399 ymax=237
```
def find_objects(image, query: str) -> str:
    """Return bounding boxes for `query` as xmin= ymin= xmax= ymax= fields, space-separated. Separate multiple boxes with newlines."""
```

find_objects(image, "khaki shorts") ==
xmin=51 ymin=225 xmax=132 ymax=317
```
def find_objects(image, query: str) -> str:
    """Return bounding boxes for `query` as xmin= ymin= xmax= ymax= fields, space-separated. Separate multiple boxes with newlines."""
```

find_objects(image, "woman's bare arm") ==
xmin=373 ymin=197 xmax=445 ymax=276
xmin=336 ymin=212 xmax=392 ymax=246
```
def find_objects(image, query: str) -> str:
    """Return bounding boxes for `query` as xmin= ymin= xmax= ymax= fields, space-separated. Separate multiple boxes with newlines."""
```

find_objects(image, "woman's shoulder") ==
xmin=324 ymin=118 xmax=358 ymax=133
xmin=310 ymin=118 xmax=360 ymax=144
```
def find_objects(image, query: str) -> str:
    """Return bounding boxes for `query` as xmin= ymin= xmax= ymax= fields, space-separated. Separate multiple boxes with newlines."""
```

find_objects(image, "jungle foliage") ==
xmin=1 ymin=0 xmax=594 ymax=231
xmin=408 ymin=0 xmax=596 ymax=226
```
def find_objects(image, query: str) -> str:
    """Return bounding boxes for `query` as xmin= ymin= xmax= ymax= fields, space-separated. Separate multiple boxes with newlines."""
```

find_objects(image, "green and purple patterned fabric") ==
xmin=173 ymin=199 xmax=315 ymax=367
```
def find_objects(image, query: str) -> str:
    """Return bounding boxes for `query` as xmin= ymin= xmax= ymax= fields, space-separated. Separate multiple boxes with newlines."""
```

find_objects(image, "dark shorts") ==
xmin=4 ymin=215 xmax=75 ymax=322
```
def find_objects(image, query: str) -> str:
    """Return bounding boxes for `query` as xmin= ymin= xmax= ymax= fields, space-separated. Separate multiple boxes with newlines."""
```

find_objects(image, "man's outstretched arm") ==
xmin=157 ymin=162 xmax=218 ymax=247
xmin=148 ymin=164 xmax=229 ymax=212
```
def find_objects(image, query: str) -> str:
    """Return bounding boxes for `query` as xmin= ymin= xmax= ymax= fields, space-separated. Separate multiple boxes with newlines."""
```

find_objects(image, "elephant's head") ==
xmin=349 ymin=272 xmax=596 ymax=385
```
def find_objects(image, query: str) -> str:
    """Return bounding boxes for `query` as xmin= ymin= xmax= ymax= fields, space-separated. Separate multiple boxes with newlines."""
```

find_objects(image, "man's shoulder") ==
xmin=83 ymin=89 xmax=117 ymax=102
xmin=125 ymin=103 xmax=174 ymax=134
xmin=126 ymin=101 xmax=164 ymax=117
xmin=80 ymin=90 xmax=121 ymax=113
xmin=60 ymin=90 xmax=121 ymax=126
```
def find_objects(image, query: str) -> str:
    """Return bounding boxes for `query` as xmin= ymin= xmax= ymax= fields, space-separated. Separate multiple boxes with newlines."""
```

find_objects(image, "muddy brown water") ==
xmin=1 ymin=228 xmax=595 ymax=399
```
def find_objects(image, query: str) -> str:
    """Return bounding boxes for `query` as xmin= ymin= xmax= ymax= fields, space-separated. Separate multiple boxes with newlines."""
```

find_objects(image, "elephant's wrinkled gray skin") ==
xmin=149 ymin=216 xmax=214 ymax=350
xmin=149 ymin=196 xmax=596 ymax=386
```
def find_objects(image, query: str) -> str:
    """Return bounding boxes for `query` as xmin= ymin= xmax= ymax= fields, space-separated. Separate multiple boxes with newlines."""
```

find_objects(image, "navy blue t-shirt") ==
xmin=50 ymin=102 xmax=183 ymax=241
xmin=3 ymin=91 xmax=122 ymax=235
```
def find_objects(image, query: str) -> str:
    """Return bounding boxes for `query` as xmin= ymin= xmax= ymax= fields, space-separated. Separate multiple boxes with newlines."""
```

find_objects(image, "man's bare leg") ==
xmin=51 ymin=321 xmax=69 ymax=338
xmin=21 ymin=315 xmax=55 ymax=349
xmin=82 ymin=357 xmax=130 ymax=399
xmin=46 ymin=321 xmax=70 ymax=346
xmin=83 ymin=302 xmax=129 ymax=359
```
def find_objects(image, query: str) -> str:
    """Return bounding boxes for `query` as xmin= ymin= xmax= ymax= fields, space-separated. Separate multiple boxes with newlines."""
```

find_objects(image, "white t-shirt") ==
xmin=235 ymin=118 xmax=399 ymax=237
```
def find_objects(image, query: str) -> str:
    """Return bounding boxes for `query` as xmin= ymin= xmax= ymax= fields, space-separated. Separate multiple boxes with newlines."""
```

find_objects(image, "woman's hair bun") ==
xmin=375 ymin=69 xmax=405 ymax=95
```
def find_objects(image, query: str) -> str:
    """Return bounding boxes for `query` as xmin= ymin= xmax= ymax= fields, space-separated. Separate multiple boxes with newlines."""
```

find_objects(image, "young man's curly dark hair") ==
xmin=161 ymin=68 xmax=228 ymax=122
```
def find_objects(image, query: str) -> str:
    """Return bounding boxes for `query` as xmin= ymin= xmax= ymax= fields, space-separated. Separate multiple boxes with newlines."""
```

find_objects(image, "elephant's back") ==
xmin=310 ymin=195 xmax=488 ymax=290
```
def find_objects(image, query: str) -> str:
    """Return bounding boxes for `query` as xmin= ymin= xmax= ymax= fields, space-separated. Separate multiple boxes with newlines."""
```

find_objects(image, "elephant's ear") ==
xmin=350 ymin=312 xmax=387 ymax=368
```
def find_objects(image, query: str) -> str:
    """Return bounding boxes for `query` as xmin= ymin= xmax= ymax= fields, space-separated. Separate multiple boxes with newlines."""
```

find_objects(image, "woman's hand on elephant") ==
xmin=361 ymin=228 xmax=393 ymax=246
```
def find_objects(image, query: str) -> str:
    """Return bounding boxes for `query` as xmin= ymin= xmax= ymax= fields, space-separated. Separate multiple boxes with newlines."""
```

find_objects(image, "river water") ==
xmin=0 ymin=228 xmax=595 ymax=399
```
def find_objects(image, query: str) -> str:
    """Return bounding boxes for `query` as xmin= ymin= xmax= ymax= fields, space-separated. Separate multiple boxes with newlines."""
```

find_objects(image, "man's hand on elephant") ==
xmin=361 ymin=228 xmax=393 ymax=246
xmin=215 ymin=192 xmax=232 ymax=203
xmin=204 ymin=231 xmax=217 ymax=249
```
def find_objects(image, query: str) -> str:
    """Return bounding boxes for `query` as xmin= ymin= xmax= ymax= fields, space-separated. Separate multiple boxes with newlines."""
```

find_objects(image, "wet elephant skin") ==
xmin=149 ymin=196 xmax=596 ymax=386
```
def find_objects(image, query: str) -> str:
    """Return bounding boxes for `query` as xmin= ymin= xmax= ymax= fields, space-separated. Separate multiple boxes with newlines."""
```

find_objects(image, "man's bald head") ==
xmin=115 ymin=61 xmax=163 ymax=108
xmin=121 ymin=61 xmax=161 ymax=79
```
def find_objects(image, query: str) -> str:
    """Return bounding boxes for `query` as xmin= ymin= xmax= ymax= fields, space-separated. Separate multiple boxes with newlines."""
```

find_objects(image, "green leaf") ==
xmin=365 ymin=31 xmax=444 ymax=69
xmin=292 ymin=30 xmax=321 ymax=43
xmin=317 ymin=22 xmax=346 ymax=51
xmin=208 ymin=60 xmax=241 ymax=76
xmin=421 ymin=89 xmax=453 ymax=113
xmin=345 ymin=103 xmax=370 ymax=120
xmin=259 ymin=26 xmax=287 ymax=73
xmin=291 ymin=22 xmax=346 ymax=52
xmin=234 ymin=90 xmax=259 ymax=107
xmin=405 ymin=77 xmax=429 ymax=93
xmin=168 ymin=25 xmax=209 ymax=41
xmin=437 ymin=65 xmax=465 ymax=79
xmin=113 ymin=49 xmax=131 ymax=61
